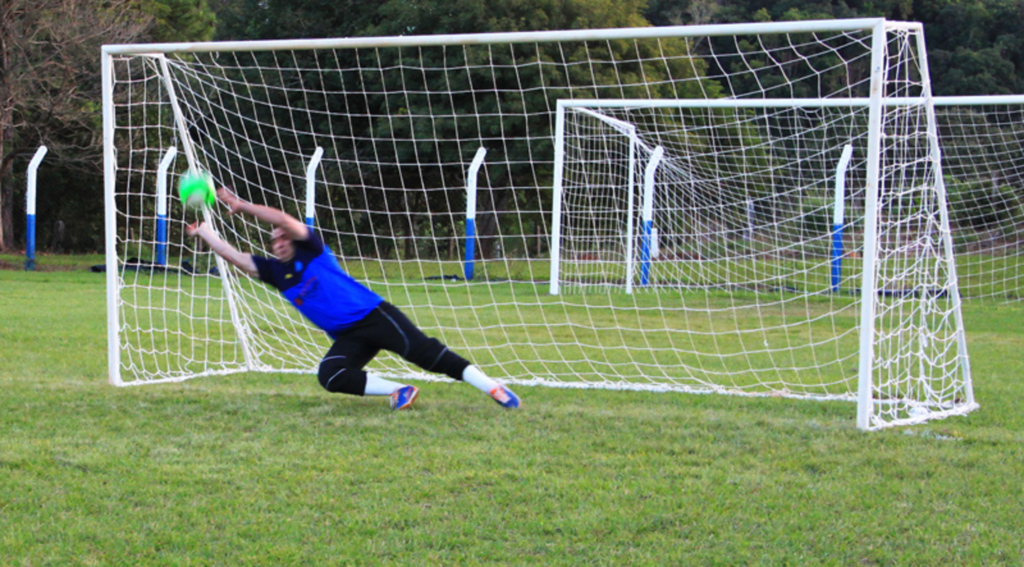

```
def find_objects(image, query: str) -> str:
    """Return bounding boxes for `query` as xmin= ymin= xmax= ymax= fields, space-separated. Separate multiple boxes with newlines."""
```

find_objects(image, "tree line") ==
xmin=3 ymin=0 xmax=1021 ymax=253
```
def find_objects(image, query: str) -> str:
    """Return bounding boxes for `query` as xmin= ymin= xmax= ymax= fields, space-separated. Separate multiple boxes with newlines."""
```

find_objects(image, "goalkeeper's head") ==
xmin=271 ymin=227 xmax=296 ymax=262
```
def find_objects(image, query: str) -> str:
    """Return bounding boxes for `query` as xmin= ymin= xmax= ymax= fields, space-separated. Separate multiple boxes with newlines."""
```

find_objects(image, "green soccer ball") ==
xmin=178 ymin=170 xmax=215 ymax=211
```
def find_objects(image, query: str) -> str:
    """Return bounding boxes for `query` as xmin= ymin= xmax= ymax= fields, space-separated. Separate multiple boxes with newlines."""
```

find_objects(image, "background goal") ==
xmin=934 ymin=95 xmax=1024 ymax=301
xmin=102 ymin=19 xmax=978 ymax=429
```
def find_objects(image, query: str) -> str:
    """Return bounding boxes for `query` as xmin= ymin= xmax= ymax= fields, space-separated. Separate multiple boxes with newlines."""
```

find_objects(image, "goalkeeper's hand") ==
xmin=217 ymin=187 xmax=247 ymax=216
xmin=186 ymin=221 xmax=210 ymax=239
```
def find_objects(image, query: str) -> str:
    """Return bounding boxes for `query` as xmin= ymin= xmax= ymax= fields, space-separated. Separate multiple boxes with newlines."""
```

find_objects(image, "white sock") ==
xmin=462 ymin=365 xmax=501 ymax=394
xmin=363 ymin=374 xmax=407 ymax=396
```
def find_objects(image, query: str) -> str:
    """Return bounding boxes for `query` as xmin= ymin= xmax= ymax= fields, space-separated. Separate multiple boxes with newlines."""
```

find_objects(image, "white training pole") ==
xmin=640 ymin=146 xmax=663 ymax=286
xmin=155 ymin=147 xmax=177 ymax=266
xmin=464 ymin=147 xmax=487 ymax=280
xmin=304 ymin=146 xmax=324 ymax=229
xmin=830 ymin=144 xmax=854 ymax=292
xmin=25 ymin=145 xmax=48 ymax=271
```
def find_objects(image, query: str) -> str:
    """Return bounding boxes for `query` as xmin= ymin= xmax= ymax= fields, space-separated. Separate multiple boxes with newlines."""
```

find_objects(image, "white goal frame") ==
xmin=102 ymin=18 xmax=978 ymax=430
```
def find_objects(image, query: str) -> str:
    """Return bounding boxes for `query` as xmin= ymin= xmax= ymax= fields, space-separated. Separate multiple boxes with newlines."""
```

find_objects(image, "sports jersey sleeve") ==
xmin=294 ymin=233 xmax=325 ymax=255
xmin=252 ymin=255 xmax=280 ymax=288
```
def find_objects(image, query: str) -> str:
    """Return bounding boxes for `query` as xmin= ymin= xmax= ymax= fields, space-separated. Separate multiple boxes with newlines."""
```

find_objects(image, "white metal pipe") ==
xmin=856 ymin=22 xmax=888 ymax=431
xmin=932 ymin=94 xmax=1024 ymax=106
xmin=560 ymin=97 xmax=994 ymax=109
xmin=26 ymin=146 xmax=48 ymax=216
xmin=572 ymin=106 xmax=638 ymax=133
xmin=102 ymin=19 xmax=889 ymax=56
xmin=157 ymin=56 xmax=199 ymax=171
xmin=467 ymin=147 xmax=487 ymax=220
xmin=102 ymin=52 xmax=122 ymax=386
xmin=464 ymin=147 xmax=487 ymax=281
xmin=549 ymin=101 xmax=567 ymax=296
xmin=624 ymin=130 xmax=637 ymax=295
xmin=156 ymin=147 xmax=178 ymax=217
xmin=832 ymin=144 xmax=854 ymax=226
xmin=304 ymin=146 xmax=324 ymax=226
xmin=25 ymin=146 xmax=48 ymax=271
xmin=642 ymin=146 xmax=663 ymax=223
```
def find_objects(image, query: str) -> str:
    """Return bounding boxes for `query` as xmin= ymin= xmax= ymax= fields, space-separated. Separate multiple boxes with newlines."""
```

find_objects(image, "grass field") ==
xmin=2 ymin=256 xmax=1023 ymax=565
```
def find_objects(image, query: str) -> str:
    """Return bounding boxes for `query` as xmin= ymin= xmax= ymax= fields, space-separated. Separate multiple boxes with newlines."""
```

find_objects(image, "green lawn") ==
xmin=1 ymin=261 xmax=1023 ymax=565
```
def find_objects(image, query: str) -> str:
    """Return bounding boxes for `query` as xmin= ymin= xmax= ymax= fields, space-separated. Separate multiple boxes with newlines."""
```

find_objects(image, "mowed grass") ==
xmin=1 ymin=262 xmax=1024 ymax=565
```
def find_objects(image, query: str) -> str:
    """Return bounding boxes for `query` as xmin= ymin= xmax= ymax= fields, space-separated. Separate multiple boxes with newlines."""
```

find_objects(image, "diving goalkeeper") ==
xmin=186 ymin=187 xmax=520 ymax=411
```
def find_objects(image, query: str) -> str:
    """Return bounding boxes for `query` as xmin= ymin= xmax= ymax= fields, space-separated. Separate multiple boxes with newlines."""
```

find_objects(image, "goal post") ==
xmin=103 ymin=18 xmax=980 ymax=429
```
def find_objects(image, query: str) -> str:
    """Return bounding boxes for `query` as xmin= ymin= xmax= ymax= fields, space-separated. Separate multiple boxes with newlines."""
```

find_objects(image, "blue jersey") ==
xmin=252 ymin=233 xmax=383 ymax=338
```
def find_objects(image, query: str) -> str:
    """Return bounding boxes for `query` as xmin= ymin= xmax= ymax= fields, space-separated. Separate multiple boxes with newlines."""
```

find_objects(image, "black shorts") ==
xmin=316 ymin=301 xmax=471 ymax=395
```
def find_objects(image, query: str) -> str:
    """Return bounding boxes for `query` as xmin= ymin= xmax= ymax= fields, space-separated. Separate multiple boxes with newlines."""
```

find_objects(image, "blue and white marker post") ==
xmin=640 ymin=146 xmax=664 ymax=287
xmin=25 ymin=146 xmax=48 ymax=271
xmin=155 ymin=147 xmax=177 ymax=266
xmin=304 ymin=146 xmax=324 ymax=231
xmin=830 ymin=144 xmax=854 ymax=293
xmin=464 ymin=147 xmax=487 ymax=281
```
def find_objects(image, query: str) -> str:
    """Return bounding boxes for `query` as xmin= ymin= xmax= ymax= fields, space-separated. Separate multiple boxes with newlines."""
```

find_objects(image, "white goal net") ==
xmin=934 ymin=96 xmax=1024 ymax=301
xmin=103 ymin=19 xmax=977 ymax=429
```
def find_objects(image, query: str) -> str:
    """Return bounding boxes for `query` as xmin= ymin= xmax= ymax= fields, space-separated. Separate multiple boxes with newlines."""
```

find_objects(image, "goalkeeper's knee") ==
xmin=317 ymin=362 xmax=367 ymax=396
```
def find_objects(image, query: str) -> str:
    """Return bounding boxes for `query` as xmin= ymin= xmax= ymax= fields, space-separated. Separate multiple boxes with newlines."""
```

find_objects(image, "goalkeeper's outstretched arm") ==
xmin=186 ymin=221 xmax=258 ymax=277
xmin=216 ymin=187 xmax=309 ymax=241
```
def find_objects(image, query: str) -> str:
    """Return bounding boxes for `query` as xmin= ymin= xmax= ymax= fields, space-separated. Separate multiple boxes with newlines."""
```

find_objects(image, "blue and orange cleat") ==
xmin=489 ymin=385 xmax=520 ymax=409
xmin=390 ymin=385 xmax=419 ymax=410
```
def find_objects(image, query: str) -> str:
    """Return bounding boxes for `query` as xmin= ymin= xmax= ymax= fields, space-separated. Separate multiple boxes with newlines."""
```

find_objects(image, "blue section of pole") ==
xmin=156 ymin=214 xmax=168 ymax=266
xmin=306 ymin=217 xmax=314 ymax=231
xmin=26 ymin=214 xmax=36 ymax=271
xmin=830 ymin=223 xmax=845 ymax=293
xmin=640 ymin=219 xmax=653 ymax=286
xmin=464 ymin=218 xmax=476 ymax=281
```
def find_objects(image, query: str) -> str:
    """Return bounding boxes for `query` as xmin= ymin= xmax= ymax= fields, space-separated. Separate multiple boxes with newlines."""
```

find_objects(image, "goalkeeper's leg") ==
xmin=317 ymin=302 xmax=519 ymax=408
xmin=317 ymin=336 xmax=420 ymax=410
xmin=370 ymin=301 xmax=520 ymax=409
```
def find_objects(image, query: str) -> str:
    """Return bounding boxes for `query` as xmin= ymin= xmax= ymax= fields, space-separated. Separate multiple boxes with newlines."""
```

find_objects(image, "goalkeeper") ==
xmin=186 ymin=187 xmax=520 ymax=411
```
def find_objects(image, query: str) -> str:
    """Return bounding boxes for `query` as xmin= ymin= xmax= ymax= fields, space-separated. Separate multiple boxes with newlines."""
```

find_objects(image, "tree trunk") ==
xmin=0 ymin=178 xmax=11 ymax=251
xmin=0 ymin=131 xmax=9 ymax=251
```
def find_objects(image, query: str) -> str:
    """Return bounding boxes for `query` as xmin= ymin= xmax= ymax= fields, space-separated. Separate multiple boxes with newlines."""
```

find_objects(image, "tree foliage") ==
xmin=8 ymin=0 xmax=1024 ymax=252
xmin=0 ymin=0 xmax=215 ymax=251
xmin=647 ymin=0 xmax=1024 ymax=95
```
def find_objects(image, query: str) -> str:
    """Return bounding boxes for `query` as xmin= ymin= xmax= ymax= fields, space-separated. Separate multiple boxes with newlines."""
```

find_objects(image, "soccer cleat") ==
xmin=390 ymin=385 xmax=419 ymax=410
xmin=489 ymin=385 xmax=521 ymax=409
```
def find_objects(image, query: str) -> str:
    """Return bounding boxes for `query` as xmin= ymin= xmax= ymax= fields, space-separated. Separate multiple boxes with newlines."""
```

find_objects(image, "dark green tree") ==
xmin=0 ymin=0 xmax=217 ymax=252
